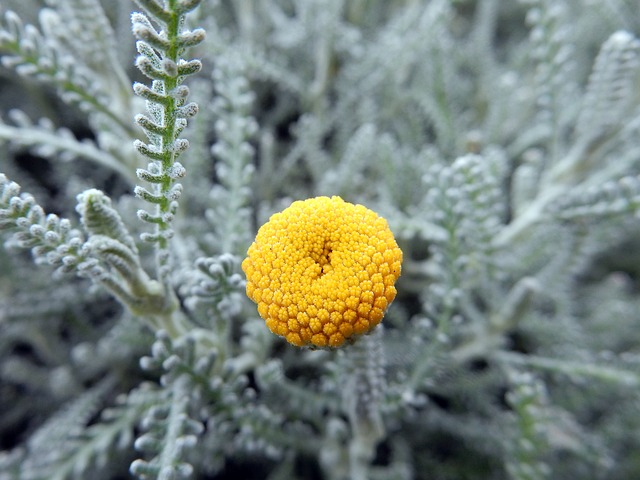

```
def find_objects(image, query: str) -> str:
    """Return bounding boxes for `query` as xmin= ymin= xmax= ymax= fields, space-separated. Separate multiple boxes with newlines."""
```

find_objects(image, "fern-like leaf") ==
xmin=0 ymin=9 xmax=131 ymax=133
xmin=131 ymin=0 xmax=204 ymax=285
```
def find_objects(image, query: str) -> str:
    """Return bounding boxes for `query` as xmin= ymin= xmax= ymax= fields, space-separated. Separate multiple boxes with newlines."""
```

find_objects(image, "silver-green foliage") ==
xmin=1 ymin=1 xmax=640 ymax=479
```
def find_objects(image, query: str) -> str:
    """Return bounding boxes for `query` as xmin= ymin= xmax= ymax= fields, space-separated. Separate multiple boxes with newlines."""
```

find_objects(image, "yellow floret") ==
xmin=241 ymin=196 xmax=402 ymax=348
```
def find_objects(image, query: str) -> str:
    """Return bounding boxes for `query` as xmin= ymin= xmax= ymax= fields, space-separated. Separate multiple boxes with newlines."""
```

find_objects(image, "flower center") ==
xmin=316 ymin=242 xmax=333 ymax=276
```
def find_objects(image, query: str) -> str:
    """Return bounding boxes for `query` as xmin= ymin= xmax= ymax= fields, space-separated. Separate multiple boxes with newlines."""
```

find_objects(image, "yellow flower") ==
xmin=242 ymin=196 xmax=402 ymax=348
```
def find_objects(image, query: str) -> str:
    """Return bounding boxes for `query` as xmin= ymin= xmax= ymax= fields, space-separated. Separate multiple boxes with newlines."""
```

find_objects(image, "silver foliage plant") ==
xmin=0 ymin=0 xmax=639 ymax=479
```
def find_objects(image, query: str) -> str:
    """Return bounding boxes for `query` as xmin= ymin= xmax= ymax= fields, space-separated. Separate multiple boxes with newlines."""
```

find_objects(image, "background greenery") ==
xmin=1 ymin=0 xmax=640 ymax=479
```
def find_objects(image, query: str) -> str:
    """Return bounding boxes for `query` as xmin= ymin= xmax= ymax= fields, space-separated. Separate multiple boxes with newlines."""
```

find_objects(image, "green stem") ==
xmin=154 ymin=3 xmax=183 ymax=290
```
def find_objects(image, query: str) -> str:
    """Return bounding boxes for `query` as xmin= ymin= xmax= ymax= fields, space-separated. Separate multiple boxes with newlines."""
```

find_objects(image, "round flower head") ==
xmin=242 ymin=196 xmax=402 ymax=348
